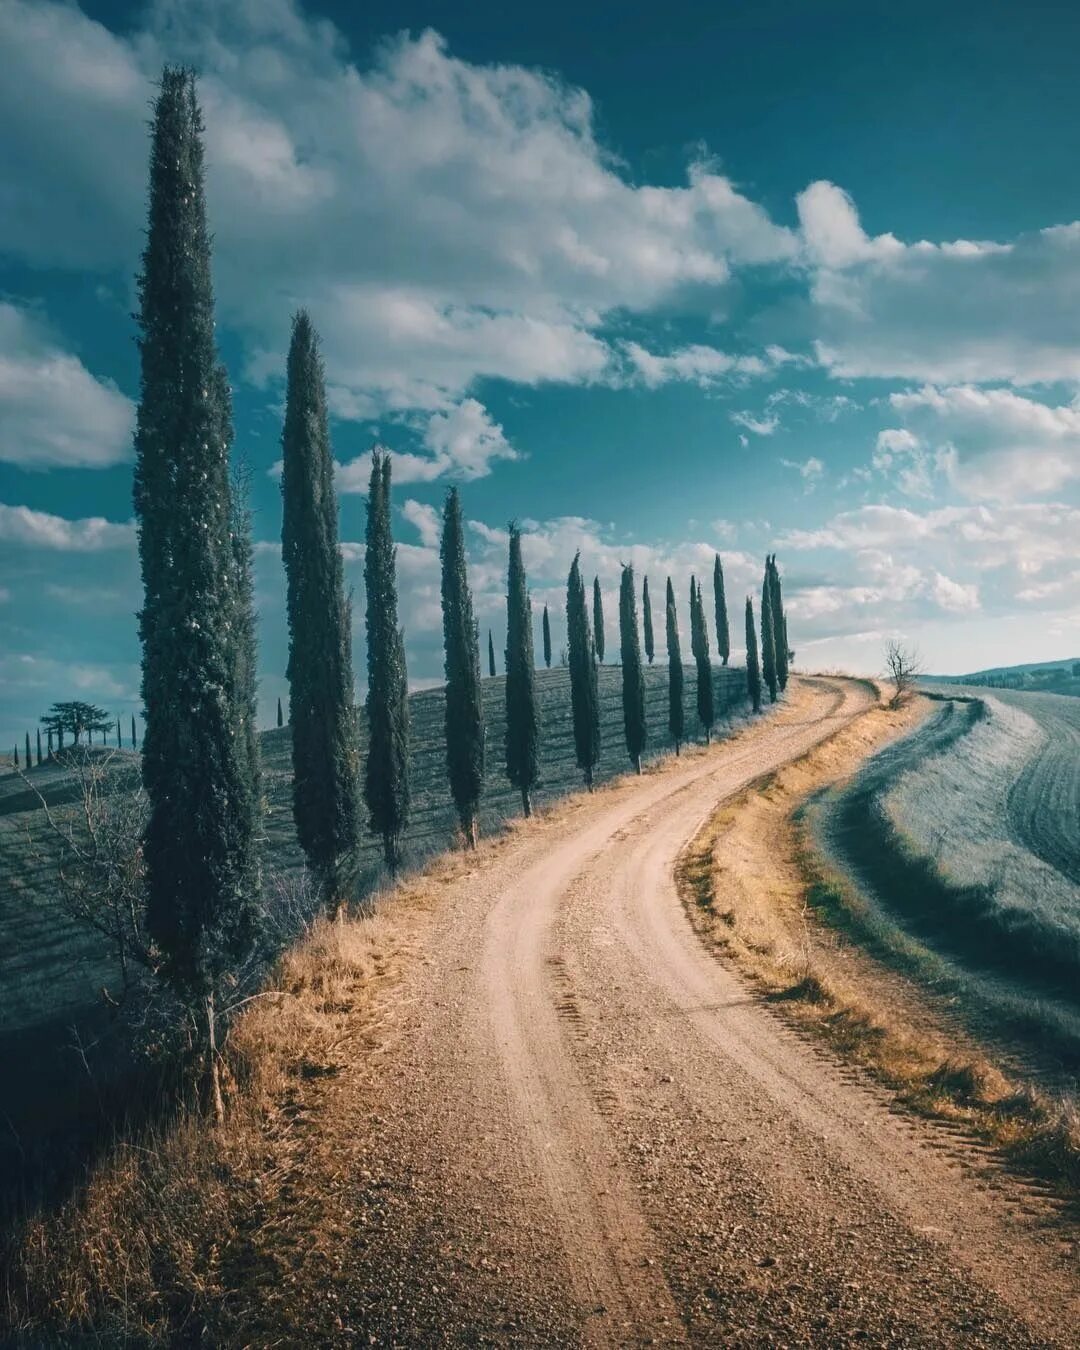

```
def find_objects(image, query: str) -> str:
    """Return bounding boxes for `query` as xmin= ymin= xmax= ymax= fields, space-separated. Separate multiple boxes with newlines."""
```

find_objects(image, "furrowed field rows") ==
xmin=996 ymin=689 xmax=1080 ymax=887
xmin=810 ymin=686 xmax=1080 ymax=1071
xmin=0 ymin=663 xmax=747 ymax=1038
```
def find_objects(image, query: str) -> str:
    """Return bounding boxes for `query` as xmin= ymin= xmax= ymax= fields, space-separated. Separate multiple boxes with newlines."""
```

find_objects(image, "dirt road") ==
xmin=262 ymin=677 xmax=1078 ymax=1346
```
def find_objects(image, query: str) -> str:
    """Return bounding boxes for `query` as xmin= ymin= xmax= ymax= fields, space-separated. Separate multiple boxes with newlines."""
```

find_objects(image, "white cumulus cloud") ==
xmin=0 ymin=303 xmax=134 ymax=468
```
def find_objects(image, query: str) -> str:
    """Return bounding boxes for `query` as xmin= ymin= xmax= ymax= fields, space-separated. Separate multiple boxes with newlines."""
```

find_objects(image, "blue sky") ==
xmin=2 ymin=0 xmax=1080 ymax=744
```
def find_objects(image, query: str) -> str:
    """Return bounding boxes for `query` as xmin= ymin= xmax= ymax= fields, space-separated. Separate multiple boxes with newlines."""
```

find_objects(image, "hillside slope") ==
xmin=810 ymin=687 xmax=1080 ymax=1071
xmin=0 ymin=663 xmax=745 ymax=1198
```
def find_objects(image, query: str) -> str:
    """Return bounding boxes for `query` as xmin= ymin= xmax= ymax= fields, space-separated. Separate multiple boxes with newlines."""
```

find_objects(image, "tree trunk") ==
xmin=521 ymin=787 xmax=532 ymax=818
xmin=675 ymin=739 xmax=681 ymax=757
xmin=584 ymin=766 xmax=593 ymax=793
xmin=462 ymin=812 xmax=478 ymax=849
xmin=384 ymin=832 xmax=401 ymax=874
xmin=633 ymin=753 xmax=642 ymax=775
xmin=205 ymin=992 xmax=224 ymax=1126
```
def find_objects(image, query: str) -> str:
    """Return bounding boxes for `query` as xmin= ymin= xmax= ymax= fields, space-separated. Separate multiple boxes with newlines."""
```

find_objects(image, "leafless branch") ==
xmin=883 ymin=638 xmax=924 ymax=709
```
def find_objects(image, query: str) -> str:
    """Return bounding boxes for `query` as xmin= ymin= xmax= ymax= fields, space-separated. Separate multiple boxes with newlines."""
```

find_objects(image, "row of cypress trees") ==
xmin=745 ymin=555 xmax=791 ymax=713
xmin=486 ymin=560 xmax=730 ymax=676
xmin=126 ymin=69 xmax=795 ymax=1114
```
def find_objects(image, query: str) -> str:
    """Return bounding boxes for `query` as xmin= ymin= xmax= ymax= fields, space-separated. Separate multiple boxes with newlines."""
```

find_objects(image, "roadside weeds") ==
xmin=676 ymin=696 xmax=1080 ymax=1209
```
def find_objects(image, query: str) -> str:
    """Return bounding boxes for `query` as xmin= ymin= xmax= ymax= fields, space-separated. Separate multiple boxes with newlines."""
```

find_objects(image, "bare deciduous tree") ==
xmin=20 ymin=750 xmax=153 ymax=994
xmin=884 ymin=639 xmax=924 ymax=708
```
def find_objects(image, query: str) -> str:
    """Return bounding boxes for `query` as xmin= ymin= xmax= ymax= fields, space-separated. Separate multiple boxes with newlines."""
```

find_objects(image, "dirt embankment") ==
xmin=7 ymin=677 xmax=1078 ymax=1347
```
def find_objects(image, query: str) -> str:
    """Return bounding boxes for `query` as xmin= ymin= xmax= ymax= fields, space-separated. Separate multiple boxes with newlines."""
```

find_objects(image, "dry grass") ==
xmin=676 ymin=693 xmax=1080 ymax=1203
xmin=1 ymin=905 xmax=420 ymax=1346
xmin=1 ymin=770 xmax=664 ymax=1345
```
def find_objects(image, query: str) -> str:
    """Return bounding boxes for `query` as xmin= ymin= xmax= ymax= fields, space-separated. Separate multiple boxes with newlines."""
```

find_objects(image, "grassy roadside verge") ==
xmin=675 ymin=692 xmax=1080 ymax=1206
xmin=1 ymin=885 xmax=435 ymax=1345
xmin=1 ymin=726 xmax=735 ymax=1345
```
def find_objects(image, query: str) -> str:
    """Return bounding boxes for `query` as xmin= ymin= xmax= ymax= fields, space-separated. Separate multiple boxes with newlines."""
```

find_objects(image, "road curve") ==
xmin=335 ymin=677 xmax=1078 ymax=1346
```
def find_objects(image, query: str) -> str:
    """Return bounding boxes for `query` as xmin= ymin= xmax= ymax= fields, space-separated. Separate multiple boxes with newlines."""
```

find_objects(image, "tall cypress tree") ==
xmin=761 ymin=564 xmax=778 ymax=704
xmin=116 ymin=719 xmax=121 ymax=748
xmin=768 ymin=555 xmax=789 ymax=692
xmin=441 ymin=487 xmax=485 ymax=847
xmin=488 ymin=629 xmax=497 ymax=678
xmin=745 ymin=596 xmax=762 ymax=713
xmin=24 ymin=733 xmax=31 ymax=771
xmin=131 ymin=715 xmax=137 ymax=750
xmin=619 ymin=564 xmax=647 ymax=773
xmin=642 ymin=575 xmax=655 ymax=665
xmin=713 ymin=555 xmax=731 ymax=666
xmin=281 ymin=311 xmax=361 ymax=913
xmin=36 ymin=728 xmax=42 ymax=766
xmin=227 ymin=445 xmax=261 ymax=870
xmin=364 ymin=451 xmax=411 ymax=871
xmin=593 ymin=576 xmax=605 ymax=663
xmin=133 ymin=68 xmax=259 ymax=1095
xmin=690 ymin=577 xmax=715 ymax=743
xmin=567 ymin=551 xmax=600 ymax=789
xmin=666 ymin=577 xmax=684 ymax=754
xmin=542 ymin=603 xmax=552 ymax=669
xmin=505 ymin=523 xmax=539 ymax=816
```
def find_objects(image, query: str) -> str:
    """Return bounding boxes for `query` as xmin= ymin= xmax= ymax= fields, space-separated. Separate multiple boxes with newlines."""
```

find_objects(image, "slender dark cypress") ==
xmin=225 ymin=399 xmax=262 ymax=864
xmin=642 ymin=575 xmax=655 ymax=665
xmin=542 ymin=603 xmax=552 ymax=668
xmin=619 ymin=564 xmax=647 ymax=773
xmin=690 ymin=577 xmax=715 ymax=743
xmin=364 ymin=451 xmax=411 ymax=872
xmin=761 ymin=565 xmax=778 ymax=704
xmin=567 ymin=551 xmax=601 ymax=789
xmin=768 ymin=555 xmax=789 ymax=692
xmin=131 ymin=715 xmax=137 ymax=749
xmin=593 ymin=577 xmax=605 ymax=663
xmin=36 ymin=728 xmax=42 ymax=766
xmin=133 ymin=69 xmax=259 ymax=1084
xmin=24 ymin=733 xmax=31 ymax=770
xmin=441 ymin=487 xmax=485 ymax=847
xmin=281 ymin=311 xmax=362 ymax=912
xmin=714 ymin=555 xmax=731 ymax=666
xmin=666 ymin=577 xmax=684 ymax=754
xmin=488 ymin=629 xmax=497 ymax=679
xmin=746 ymin=597 xmax=762 ymax=712
xmin=505 ymin=523 xmax=539 ymax=816
xmin=116 ymin=720 xmax=121 ymax=748
xmin=13 ymin=746 xmax=18 ymax=770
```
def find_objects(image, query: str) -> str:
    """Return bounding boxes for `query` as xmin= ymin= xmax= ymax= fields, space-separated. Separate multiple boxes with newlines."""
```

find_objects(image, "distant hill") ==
xmin=927 ymin=656 xmax=1080 ymax=696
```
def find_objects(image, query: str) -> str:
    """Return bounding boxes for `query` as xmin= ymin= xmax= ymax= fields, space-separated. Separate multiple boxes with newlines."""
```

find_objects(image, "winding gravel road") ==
xmin=306 ymin=677 xmax=1078 ymax=1346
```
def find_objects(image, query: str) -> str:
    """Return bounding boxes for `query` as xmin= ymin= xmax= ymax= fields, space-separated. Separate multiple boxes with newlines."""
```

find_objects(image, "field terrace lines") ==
xmin=999 ymin=689 xmax=1080 ymax=887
